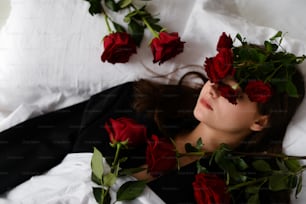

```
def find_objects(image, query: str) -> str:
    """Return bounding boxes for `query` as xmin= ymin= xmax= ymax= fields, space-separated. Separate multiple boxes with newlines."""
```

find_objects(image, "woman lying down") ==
xmin=0 ymin=32 xmax=305 ymax=204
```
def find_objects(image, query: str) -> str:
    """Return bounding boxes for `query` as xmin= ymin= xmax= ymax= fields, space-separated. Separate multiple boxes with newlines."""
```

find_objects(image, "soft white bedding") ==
xmin=1 ymin=0 xmax=306 ymax=203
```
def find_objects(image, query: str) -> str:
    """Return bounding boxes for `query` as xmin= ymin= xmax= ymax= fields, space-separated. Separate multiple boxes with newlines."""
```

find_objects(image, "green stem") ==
xmin=232 ymin=151 xmax=306 ymax=160
xmin=112 ymin=143 xmax=122 ymax=175
xmin=178 ymin=151 xmax=206 ymax=158
xmin=101 ymin=188 xmax=109 ymax=204
xmin=104 ymin=14 xmax=112 ymax=34
xmin=142 ymin=17 xmax=159 ymax=38
xmin=130 ymin=3 xmax=159 ymax=38
xmin=228 ymin=177 xmax=268 ymax=191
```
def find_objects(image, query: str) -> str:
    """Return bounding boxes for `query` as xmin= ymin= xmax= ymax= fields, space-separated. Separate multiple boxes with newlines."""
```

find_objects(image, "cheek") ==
xmin=194 ymin=102 xmax=258 ymax=132
xmin=217 ymin=106 xmax=258 ymax=129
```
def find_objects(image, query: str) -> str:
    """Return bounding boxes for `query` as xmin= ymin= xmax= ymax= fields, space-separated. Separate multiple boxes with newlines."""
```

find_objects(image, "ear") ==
xmin=250 ymin=115 xmax=269 ymax=132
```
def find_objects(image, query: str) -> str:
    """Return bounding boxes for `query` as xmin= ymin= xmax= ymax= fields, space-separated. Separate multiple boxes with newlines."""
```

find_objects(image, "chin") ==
xmin=193 ymin=106 xmax=204 ymax=122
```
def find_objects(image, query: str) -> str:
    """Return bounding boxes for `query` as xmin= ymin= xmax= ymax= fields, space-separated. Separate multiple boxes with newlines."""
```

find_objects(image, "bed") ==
xmin=1 ymin=0 xmax=306 ymax=203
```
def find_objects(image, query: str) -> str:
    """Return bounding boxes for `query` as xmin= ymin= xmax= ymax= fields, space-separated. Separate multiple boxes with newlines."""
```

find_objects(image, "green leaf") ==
xmin=103 ymin=173 xmax=117 ymax=187
xmin=128 ymin=19 xmax=145 ymax=46
xmin=233 ymin=157 xmax=248 ymax=171
xmin=247 ymin=193 xmax=260 ymax=204
xmin=295 ymin=174 xmax=303 ymax=198
xmin=185 ymin=143 xmax=199 ymax=153
xmin=285 ymin=159 xmax=302 ymax=172
xmin=286 ymin=81 xmax=298 ymax=97
xmin=92 ymin=172 xmax=102 ymax=185
xmin=117 ymin=180 xmax=146 ymax=201
xmin=288 ymin=175 xmax=298 ymax=188
xmin=196 ymin=138 xmax=204 ymax=150
xmin=235 ymin=33 xmax=243 ymax=43
xmin=119 ymin=0 xmax=132 ymax=8
xmin=112 ymin=22 xmax=126 ymax=33
xmin=252 ymin=160 xmax=272 ymax=172
xmin=84 ymin=0 xmax=104 ymax=15
xmin=270 ymin=31 xmax=283 ymax=41
xmin=105 ymin=0 xmax=119 ymax=11
xmin=93 ymin=187 xmax=102 ymax=203
xmin=124 ymin=10 xmax=139 ymax=23
xmin=213 ymin=147 xmax=246 ymax=182
xmin=196 ymin=160 xmax=208 ymax=174
xmin=245 ymin=185 xmax=260 ymax=194
xmin=91 ymin=147 xmax=104 ymax=183
xmin=118 ymin=156 xmax=128 ymax=163
xmin=269 ymin=174 xmax=289 ymax=191
xmin=276 ymin=159 xmax=288 ymax=171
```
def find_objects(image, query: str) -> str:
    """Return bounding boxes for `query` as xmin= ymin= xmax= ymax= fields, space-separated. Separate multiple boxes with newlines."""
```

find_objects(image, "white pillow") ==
xmin=0 ymin=0 xmax=195 ymax=131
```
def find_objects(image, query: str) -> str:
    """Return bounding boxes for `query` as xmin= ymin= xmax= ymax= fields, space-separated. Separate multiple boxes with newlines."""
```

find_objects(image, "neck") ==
xmin=176 ymin=122 xmax=250 ymax=153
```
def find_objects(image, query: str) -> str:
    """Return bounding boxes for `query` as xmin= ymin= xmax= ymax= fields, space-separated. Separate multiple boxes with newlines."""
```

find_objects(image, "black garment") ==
xmin=0 ymin=82 xmax=198 ymax=203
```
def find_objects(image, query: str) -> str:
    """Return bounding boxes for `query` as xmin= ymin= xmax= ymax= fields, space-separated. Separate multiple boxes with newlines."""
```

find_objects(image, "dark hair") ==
xmin=238 ymin=68 xmax=305 ymax=153
xmin=132 ymin=72 xmax=206 ymax=138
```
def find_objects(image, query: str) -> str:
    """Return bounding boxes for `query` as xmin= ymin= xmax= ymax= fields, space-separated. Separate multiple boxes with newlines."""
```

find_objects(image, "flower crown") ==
xmin=204 ymin=31 xmax=306 ymax=105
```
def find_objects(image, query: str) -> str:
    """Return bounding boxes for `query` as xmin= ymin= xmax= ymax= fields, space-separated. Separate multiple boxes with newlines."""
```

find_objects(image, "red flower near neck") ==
xmin=150 ymin=32 xmax=185 ymax=64
xmin=217 ymin=32 xmax=233 ymax=51
xmin=101 ymin=32 xmax=137 ymax=64
xmin=204 ymin=48 xmax=235 ymax=83
xmin=245 ymin=80 xmax=272 ymax=103
xmin=104 ymin=117 xmax=147 ymax=147
xmin=192 ymin=173 xmax=231 ymax=204
xmin=146 ymin=135 xmax=177 ymax=177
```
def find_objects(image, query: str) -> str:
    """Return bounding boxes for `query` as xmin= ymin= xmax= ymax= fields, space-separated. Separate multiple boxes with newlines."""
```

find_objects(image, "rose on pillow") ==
xmin=101 ymin=32 xmax=137 ymax=64
xmin=150 ymin=31 xmax=185 ymax=65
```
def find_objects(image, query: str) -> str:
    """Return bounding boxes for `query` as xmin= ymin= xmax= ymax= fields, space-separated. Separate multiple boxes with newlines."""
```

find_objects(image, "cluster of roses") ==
xmin=84 ymin=0 xmax=185 ymax=65
xmin=91 ymin=117 xmax=230 ymax=204
xmin=204 ymin=32 xmax=273 ymax=105
xmin=102 ymin=31 xmax=185 ymax=65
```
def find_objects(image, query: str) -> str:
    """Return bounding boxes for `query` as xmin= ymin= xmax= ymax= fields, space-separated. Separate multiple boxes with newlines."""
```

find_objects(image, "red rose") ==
xmin=218 ymin=83 xmax=240 ymax=105
xmin=101 ymin=32 xmax=137 ymax=64
xmin=104 ymin=117 xmax=147 ymax=147
xmin=217 ymin=32 xmax=233 ymax=51
xmin=204 ymin=48 xmax=235 ymax=83
xmin=245 ymin=80 xmax=272 ymax=103
xmin=150 ymin=32 xmax=185 ymax=64
xmin=146 ymin=135 xmax=177 ymax=177
xmin=192 ymin=173 xmax=231 ymax=204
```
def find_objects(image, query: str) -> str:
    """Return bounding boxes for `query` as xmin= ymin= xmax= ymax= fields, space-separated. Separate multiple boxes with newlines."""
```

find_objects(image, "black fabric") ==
xmin=0 ymin=81 xmax=199 ymax=203
xmin=0 ymin=82 xmax=137 ymax=194
xmin=0 ymin=101 xmax=86 ymax=193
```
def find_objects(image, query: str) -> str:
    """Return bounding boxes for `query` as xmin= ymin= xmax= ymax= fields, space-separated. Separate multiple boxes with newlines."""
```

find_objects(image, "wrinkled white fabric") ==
xmin=0 ymin=153 xmax=165 ymax=204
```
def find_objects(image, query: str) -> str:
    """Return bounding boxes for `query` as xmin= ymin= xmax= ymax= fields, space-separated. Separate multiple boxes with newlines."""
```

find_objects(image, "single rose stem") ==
xmin=142 ymin=17 xmax=159 ymax=38
xmin=112 ymin=143 xmax=122 ymax=175
xmin=232 ymin=151 xmax=306 ymax=160
xmin=178 ymin=151 xmax=205 ymax=158
xmin=104 ymin=14 xmax=112 ymax=34
xmin=228 ymin=177 xmax=268 ymax=191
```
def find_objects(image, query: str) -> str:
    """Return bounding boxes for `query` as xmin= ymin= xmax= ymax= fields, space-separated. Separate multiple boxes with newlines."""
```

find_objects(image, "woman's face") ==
xmin=194 ymin=80 xmax=265 ymax=134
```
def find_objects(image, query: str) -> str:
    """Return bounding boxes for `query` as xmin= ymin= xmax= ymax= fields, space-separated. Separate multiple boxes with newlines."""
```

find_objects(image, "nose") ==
xmin=209 ymin=82 xmax=220 ymax=98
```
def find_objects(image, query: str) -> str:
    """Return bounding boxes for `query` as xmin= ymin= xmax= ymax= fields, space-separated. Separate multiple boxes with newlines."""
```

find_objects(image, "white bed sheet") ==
xmin=1 ymin=0 xmax=306 ymax=203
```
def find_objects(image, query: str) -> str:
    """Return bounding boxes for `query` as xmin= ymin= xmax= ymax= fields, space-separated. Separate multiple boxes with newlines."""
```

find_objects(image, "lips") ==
xmin=200 ymin=98 xmax=213 ymax=110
